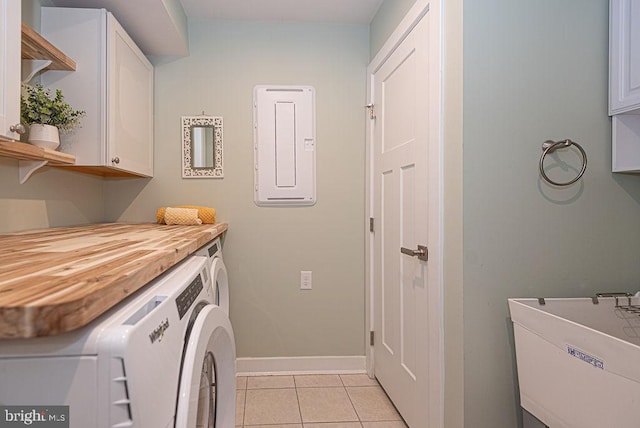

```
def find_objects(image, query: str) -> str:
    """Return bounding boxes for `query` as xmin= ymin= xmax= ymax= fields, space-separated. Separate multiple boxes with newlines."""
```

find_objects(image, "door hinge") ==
xmin=365 ymin=104 xmax=376 ymax=119
xmin=369 ymin=217 xmax=374 ymax=233
xmin=370 ymin=331 xmax=375 ymax=346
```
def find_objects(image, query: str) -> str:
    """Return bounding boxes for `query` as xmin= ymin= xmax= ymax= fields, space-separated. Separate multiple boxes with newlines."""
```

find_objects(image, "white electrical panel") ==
xmin=254 ymin=85 xmax=316 ymax=206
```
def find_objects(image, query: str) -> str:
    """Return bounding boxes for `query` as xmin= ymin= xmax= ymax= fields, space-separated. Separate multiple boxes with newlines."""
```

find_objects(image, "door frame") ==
xmin=365 ymin=0 xmax=444 ymax=425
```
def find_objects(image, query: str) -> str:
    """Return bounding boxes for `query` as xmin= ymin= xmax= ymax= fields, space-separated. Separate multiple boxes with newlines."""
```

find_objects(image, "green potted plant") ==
xmin=20 ymin=83 xmax=85 ymax=150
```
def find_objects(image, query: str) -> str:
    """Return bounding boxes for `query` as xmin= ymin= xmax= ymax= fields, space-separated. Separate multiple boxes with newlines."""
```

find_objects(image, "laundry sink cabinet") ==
xmin=41 ymin=7 xmax=154 ymax=178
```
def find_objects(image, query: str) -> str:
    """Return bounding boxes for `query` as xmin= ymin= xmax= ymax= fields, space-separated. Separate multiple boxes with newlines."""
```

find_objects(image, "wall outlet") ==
xmin=300 ymin=271 xmax=312 ymax=290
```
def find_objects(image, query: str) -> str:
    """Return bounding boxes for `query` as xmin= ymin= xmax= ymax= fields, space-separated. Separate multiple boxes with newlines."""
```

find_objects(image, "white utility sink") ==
xmin=509 ymin=294 xmax=640 ymax=428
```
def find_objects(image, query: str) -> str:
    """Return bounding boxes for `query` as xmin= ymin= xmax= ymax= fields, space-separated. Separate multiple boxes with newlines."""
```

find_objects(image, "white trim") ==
xmin=236 ymin=356 xmax=366 ymax=376
xmin=364 ymin=64 xmax=375 ymax=380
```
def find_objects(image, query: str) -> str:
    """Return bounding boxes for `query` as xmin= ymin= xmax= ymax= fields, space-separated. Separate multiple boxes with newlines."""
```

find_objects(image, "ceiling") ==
xmin=48 ymin=0 xmax=383 ymax=57
xmin=180 ymin=0 xmax=384 ymax=24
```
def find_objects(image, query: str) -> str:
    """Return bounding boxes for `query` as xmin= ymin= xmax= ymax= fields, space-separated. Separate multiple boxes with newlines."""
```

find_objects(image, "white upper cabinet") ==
xmin=0 ymin=0 xmax=22 ymax=141
xmin=610 ymin=0 xmax=640 ymax=172
xmin=610 ymin=0 xmax=640 ymax=114
xmin=41 ymin=8 xmax=154 ymax=177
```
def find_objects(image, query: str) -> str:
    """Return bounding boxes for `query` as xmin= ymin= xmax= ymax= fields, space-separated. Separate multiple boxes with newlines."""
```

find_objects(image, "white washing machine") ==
xmin=194 ymin=237 xmax=229 ymax=314
xmin=0 ymin=256 xmax=236 ymax=428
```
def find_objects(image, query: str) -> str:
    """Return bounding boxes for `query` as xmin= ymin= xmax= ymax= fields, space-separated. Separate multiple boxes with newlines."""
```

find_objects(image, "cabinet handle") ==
xmin=111 ymin=157 xmax=120 ymax=164
xmin=10 ymin=124 xmax=26 ymax=134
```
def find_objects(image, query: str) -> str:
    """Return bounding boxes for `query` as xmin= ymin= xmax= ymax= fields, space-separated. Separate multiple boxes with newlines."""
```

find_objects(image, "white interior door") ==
xmin=369 ymin=2 xmax=442 ymax=427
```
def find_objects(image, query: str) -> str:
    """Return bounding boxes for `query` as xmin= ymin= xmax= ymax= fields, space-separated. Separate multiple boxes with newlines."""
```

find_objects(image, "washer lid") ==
xmin=175 ymin=304 xmax=236 ymax=428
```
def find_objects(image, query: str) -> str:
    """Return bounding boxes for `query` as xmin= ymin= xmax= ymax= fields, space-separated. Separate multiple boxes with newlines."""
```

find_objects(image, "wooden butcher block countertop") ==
xmin=0 ymin=222 xmax=227 ymax=339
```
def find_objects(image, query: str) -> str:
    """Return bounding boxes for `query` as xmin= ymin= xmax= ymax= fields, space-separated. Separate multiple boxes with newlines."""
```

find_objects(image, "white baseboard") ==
xmin=236 ymin=355 xmax=367 ymax=376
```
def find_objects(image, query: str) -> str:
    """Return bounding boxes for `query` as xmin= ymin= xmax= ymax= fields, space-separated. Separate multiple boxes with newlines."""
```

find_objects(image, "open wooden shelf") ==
xmin=0 ymin=139 xmax=75 ymax=165
xmin=21 ymin=22 xmax=76 ymax=72
xmin=8 ymin=23 xmax=147 ymax=180
xmin=1 ymin=23 xmax=77 ymax=181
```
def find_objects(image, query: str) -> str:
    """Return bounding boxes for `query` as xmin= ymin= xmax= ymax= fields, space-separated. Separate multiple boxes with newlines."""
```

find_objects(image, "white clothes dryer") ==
xmin=0 ymin=256 xmax=236 ymax=428
xmin=194 ymin=237 xmax=229 ymax=314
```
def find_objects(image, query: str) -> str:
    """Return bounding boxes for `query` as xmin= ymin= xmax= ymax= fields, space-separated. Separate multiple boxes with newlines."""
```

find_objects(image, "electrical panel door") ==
xmin=254 ymin=85 xmax=316 ymax=206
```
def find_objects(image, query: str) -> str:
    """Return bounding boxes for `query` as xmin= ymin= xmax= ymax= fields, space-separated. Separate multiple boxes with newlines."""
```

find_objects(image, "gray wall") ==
xmin=0 ymin=159 xmax=104 ymax=232
xmin=10 ymin=1 xmax=366 ymax=359
xmin=369 ymin=0 xmax=417 ymax=59
xmin=464 ymin=0 xmax=640 ymax=427
xmin=0 ymin=0 xmax=105 ymax=234
xmin=104 ymin=20 xmax=369 ymax=358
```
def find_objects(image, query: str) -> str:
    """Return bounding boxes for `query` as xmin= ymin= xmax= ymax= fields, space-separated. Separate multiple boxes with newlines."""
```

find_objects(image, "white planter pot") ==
xmin=28 ymin=124 xmax=60 ymax=150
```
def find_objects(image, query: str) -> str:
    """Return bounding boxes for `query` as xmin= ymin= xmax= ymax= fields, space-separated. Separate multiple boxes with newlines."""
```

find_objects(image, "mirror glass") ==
xmin=182 ymin=116 xmax=223 ymax=178
xmin=192 ymin=126 xmax=214 ymax=168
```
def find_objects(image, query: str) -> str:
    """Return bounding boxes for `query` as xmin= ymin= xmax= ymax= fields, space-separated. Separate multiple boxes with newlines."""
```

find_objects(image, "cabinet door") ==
xmin=610 ymin=0 xmax=640 ymax=114
xmin=0 ymin=0 xmax=21 ymax=140
xmin=41 ymin=7 xmax=106 ymax=165
xmin=107 ymin=13 xmax=154 ymax=177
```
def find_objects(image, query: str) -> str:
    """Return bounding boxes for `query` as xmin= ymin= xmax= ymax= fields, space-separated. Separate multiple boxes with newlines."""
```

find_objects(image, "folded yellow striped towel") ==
xmin=164 ymin=207 xmax=202 ymax=225
xmin=156 ymin=205 xmax=216 ymax=224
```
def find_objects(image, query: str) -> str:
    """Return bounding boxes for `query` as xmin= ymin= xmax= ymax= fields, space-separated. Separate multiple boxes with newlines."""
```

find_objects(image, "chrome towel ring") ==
xmin=539 ymin=139 xmax=587 ymax=187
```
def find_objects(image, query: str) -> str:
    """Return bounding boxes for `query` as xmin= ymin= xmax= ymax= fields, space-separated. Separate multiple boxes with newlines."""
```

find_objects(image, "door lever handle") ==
xmin=400 ymin=245 xmax=428 ymax=261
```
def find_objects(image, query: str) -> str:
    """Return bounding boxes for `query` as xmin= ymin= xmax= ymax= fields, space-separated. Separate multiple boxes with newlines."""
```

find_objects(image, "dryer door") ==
xmin=175 ymin=304 xmax=236 ymax=428
xmin=211 ymin=257 xmax=229 ymax=314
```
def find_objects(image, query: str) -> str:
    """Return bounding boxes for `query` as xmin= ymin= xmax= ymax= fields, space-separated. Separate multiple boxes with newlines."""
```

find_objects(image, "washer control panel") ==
xmin=175 ymin=273 xmax=204 ymax=319
xmin=207 ymin=242 xmax=219 ymax=258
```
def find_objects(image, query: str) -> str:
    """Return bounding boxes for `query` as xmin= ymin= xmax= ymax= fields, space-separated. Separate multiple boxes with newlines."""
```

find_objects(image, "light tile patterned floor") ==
xmin=235 ymin=374 xmax=407 ymax=428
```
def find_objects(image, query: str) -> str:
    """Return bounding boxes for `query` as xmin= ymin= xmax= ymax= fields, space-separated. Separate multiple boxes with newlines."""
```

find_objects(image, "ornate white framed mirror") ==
xmin=181 ymin=115 xmax=223 ymax=178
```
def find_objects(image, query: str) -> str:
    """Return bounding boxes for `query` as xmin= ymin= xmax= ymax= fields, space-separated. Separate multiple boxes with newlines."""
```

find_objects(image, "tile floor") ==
xmin=235 ymin=374 xmax=407 ymax=428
